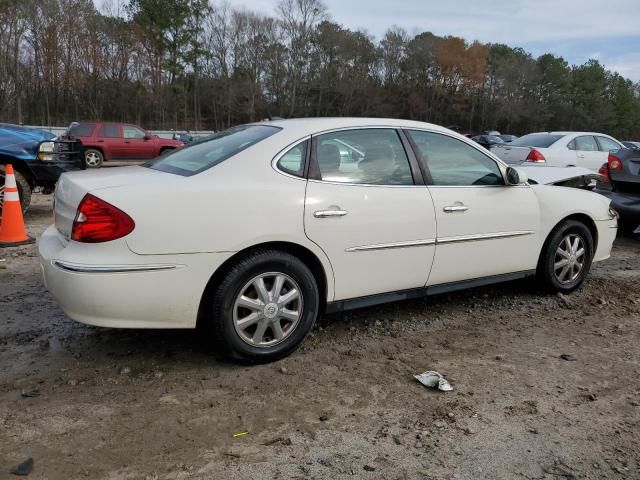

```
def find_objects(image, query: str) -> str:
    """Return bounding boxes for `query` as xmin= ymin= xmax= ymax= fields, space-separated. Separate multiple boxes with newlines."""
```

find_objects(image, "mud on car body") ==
xmin=0 ymin=123 xmax=84 ymax=213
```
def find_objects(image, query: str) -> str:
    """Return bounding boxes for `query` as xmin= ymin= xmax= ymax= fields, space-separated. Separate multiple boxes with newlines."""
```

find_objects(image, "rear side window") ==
xmin=510 ymin=134 xmax=563 ymax=148
xmin=148 ymin=125 xmax=281 ymax=176
xmin=69 ymin=123 xmax=96 ymax=137
xmin=277 ymin=140 xmax=308 ymax=177
xmin=596 ymin=136 xmax=621 ymax=152
xmin=314 ymin=129 xmax=413 ymax=185
xmin=99 ymin=124 xmax=119 ymax=138
xmin=407 ymin=130 xmax=504 ymax=186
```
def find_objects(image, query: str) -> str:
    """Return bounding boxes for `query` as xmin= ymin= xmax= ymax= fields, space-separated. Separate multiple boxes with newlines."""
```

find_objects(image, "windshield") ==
xmin=510 ymin=134 xmax=563 ymax=148
xmin=147 ymin=125 xmax=281 ymax=176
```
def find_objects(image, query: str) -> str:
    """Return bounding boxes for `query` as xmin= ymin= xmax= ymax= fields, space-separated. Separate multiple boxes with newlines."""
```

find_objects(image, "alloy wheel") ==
xmin=85 ymin=151 xmax=101 ymax=167
xmin=232 ymin=272 xmax=303 ymax=347
xmin=554 ymin=234 xmax=586 ymax=284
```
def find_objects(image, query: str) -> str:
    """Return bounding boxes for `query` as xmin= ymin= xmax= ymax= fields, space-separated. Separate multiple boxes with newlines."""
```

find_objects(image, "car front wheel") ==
xmin=537 ymin=220 xmax=594 ymax=293
xmin=207 ymin=250 xmax=320 ymax=363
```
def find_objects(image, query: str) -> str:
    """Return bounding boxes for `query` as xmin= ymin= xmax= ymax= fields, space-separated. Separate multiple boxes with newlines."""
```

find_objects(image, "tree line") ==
xmin=1 ymin=0 xmax=639 ymax=139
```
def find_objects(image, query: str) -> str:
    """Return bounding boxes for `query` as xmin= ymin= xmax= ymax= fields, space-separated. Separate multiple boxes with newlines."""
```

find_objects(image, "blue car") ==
xmin=0 ymin=123 xmax=84 ymax=213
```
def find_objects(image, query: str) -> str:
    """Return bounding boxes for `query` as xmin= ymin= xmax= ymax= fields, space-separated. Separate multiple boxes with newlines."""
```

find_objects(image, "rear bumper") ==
xmin=38 ymin=225 xmax=232 ymax=328
xmin=594 ymin=188 xmax=640 ymax=227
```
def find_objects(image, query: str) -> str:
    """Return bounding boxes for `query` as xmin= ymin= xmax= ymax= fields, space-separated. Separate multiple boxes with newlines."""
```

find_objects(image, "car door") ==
xmin=404 ymin=129 xmax=541 ymax=286
xmin=96 ymin=123 xmax=125 ymax=159
xmin=570 ymin=135 xmax=604 ymax=170
xmin=122 ymin=125 xmax=152 ymax=159
xmin=303 ymin=128 xmax=437 ymax=301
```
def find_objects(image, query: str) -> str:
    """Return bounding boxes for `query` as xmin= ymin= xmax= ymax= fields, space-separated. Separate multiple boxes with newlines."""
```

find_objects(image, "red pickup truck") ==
xmin=69 ymin=122 xmax=183 ymax=167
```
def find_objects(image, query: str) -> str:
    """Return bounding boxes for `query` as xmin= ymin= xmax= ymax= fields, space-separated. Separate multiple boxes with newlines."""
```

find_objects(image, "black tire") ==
xmin=0 ymin=165 xmax=31 ymax=216
xmin=536 ymin=220 xmax=594 ymax=293
xmin=159 ymin=147 xmax=174 ymax=156
xmin=84 ymin=148 xmax=104 ymax=168
xmin=206 ymin=249 xmax=320 ymax=364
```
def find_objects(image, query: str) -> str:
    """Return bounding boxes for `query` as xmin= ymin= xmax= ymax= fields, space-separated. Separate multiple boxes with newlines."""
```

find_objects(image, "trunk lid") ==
xmin=54 ymin=166 xmax=165 ymax=240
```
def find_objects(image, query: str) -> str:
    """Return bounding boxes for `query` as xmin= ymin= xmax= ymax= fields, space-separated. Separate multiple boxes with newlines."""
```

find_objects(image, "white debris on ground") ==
xmin=414 ymin=370 xmax=453 ymax=391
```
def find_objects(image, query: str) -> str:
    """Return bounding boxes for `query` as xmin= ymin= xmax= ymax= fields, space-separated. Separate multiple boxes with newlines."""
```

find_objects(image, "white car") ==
xmin=492 ymin=132 xmax=625 ymax=171
xmin=39 ymin=118 xmax=618 ymax=363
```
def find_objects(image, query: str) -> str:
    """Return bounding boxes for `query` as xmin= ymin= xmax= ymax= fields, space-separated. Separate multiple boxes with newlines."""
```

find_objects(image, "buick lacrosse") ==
xmin=39 ymin=118 xmax=617 ymax=363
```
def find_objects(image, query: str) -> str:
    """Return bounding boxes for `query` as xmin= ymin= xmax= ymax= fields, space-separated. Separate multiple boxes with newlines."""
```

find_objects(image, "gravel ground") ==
xmin=1 ymin=194 xmax=639 ymax=480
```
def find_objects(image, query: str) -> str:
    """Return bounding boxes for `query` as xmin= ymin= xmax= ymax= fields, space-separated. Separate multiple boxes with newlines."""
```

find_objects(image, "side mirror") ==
xmin=506 ymin=166 xmax=528 ymax=185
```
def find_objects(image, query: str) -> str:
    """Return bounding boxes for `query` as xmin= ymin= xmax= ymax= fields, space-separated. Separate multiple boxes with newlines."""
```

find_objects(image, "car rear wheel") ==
xmin=537 ymin=220 xmax=593 ymax=293
xmin=0 ymin=165 xmax=31 ymax=216
xmin=207 ymin=250 xmax=319 ymax=363
xmin=85 ymin=149 xmax=104 ymax=168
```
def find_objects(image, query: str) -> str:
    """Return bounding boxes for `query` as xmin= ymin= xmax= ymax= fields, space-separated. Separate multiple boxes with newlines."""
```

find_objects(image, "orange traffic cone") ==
xmin=0 ymin=164 xmax=34 ymax=247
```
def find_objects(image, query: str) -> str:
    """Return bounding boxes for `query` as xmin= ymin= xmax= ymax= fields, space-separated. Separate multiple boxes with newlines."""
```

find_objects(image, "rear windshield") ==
xmin=510 ymin=133 xmax=563 ymax=148
xmin=148 ymin=125 xmax=281 ymax=176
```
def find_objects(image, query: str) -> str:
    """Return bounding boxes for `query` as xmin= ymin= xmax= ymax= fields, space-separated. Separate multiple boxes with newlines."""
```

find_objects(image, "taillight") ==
xmin=608 ymin=153 xmax=622 ymax=171
xmin=71 ymin=194 xmax=135 ymax=243
xmin=525 ymin=149 xmax=546 ymax=163
xmin=598 ymin=163 xmax=610 ymax=184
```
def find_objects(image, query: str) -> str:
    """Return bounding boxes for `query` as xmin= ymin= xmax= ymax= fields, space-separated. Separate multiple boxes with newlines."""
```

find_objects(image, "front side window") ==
xmin=277 ymin=140 xmax=308 ymax=177
xmin=596 ymin=136 xmax=621 ymax=152
xmin=574 ymin=136 xmax=598 ymax=152
xmin=123 ymin=125 xmax=146 ymax=139
xmin=314 ymin=129 xmax=413 ymax=185
xmin=99 ymin=124 xmax=119 ymax=138
xmin=407 ymin=130 xmax=504 ymax=186
xmin=148 ymin=125 xmax=281 ymax=176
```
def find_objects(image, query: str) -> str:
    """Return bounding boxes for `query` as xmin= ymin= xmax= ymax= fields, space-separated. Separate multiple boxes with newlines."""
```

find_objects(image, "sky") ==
xmin=232 ymin=0 xmax=640 ymax=81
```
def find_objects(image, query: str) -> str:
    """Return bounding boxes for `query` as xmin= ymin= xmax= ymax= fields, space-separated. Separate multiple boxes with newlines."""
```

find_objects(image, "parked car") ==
xmin=499 ymin=134 xmax=519 ymax=143
xmin=492 ymin=132 xmax=625 ymax=171
xmin=39 ymin=118 xmax=617 ymax=363
xmin=0 ymin=123 xmax=84 ymax=214
xmin=472 ymin=134 xmax=505 ymax=150
xmin=594 ymin=149 xmax=640 ymax=234
xmin=68 ymin=122 xmax=183 ymax=167
xmin=622 ymin=141 xmax=640 ymax=151
xmin=173 ymin=132 xmax=194 ymax=144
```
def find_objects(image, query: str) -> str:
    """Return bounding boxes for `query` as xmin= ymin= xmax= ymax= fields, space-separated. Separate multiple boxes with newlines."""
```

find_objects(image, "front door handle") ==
xmin=577 ymin=154 xmax=585 ymax=158
xmin=314 ymin=209 xmax=348 ymax=218
xmin=443 ymin=205 xmax=469 ymax=213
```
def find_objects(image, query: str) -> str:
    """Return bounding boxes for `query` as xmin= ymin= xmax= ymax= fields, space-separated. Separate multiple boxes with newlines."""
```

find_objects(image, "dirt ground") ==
xmin=1 ymin=194 xmax=639 ymax=480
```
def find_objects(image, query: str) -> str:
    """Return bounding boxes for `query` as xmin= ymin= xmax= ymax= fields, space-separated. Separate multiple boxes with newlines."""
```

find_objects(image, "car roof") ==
xmin=254 ymin=117 xmax=453 ymax=136
xmin=548 ymin=131 xmax=615 ymax=136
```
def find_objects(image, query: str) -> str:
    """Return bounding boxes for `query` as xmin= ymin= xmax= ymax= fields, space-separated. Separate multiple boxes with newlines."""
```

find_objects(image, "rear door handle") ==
xmin=443 ymin=205 xmax=469 ymax=213
xmin=314 ymin=210 xmax=348 ymax=218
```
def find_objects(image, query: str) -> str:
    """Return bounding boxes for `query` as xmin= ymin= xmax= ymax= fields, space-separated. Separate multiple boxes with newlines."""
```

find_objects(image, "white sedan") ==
xmin=492 ymin=131 xmax=625 ymax=171
xmin=39 ymin=118 xmax=617 ymax=363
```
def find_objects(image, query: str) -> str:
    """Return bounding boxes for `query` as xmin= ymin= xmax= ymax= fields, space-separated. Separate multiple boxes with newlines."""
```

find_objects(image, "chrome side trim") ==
xmin=437 ymin=230 xmax=534 ymax=244
xmin=345 ymin=239 xmax=436 ymax=252
xmin=53 ymin=261 xmax=178 ymax=273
